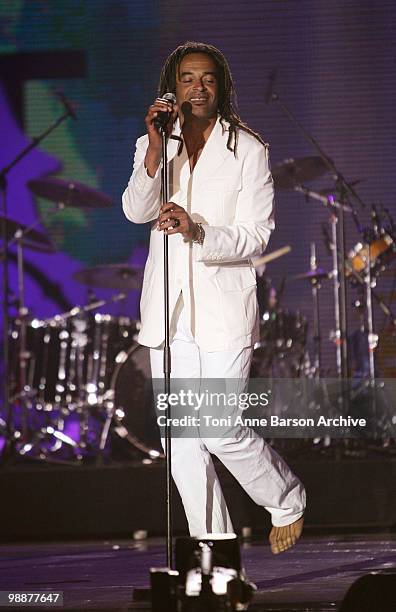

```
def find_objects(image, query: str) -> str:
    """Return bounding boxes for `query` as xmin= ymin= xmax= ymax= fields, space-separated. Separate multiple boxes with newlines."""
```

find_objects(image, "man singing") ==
xmin=122 ymin=42 xmax=305 ymax=554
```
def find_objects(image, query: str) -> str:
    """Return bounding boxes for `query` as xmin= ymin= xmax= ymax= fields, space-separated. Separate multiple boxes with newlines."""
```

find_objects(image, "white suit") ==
xmin=122 ymin=117 xmax=305 ymax=535
xmin=122 ymin=117 xmax=274 ymax=351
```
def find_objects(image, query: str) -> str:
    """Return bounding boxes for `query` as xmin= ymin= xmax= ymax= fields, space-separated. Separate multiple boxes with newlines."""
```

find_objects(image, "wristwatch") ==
xmin=192 ymin=222 xmax=205 ymax=245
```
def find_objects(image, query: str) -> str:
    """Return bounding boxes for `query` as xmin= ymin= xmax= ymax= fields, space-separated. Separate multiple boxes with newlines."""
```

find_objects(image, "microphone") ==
xmin=265 ymin=69 xmax=278 ymax=104
xmin=154 ymin=92 xmax=176 ymax=129
xmin=55 ymin=90 xmax=77 ymax=120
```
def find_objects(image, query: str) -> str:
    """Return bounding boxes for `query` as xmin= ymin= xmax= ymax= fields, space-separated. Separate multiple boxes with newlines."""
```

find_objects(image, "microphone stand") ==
xmin=0 ymin=102 xmax=75 ymax=461
xmin=160 ymin=125 xmax=173 ymax=568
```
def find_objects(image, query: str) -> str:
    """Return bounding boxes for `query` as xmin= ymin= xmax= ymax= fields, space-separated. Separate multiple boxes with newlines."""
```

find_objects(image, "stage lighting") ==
xmin=150 ymin=534 xmax=256 ymax=612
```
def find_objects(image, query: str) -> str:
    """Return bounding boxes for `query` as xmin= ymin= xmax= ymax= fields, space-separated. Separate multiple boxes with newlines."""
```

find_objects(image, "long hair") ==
xmin=158 ymin=41 xmax=266 ymax=154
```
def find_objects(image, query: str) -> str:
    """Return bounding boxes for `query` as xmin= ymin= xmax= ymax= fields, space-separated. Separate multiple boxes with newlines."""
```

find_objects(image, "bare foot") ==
xmin=269 ymin=515 xmax=304 ymax=554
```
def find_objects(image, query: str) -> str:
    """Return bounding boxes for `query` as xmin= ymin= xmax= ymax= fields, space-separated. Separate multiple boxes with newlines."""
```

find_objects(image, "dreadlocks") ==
xmin=158 ymin=41 xmax=266 ymax=155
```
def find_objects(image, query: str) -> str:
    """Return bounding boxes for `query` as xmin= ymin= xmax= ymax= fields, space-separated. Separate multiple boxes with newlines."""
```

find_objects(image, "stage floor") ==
xmin=1 ymin=533 xmax=395 ymax=611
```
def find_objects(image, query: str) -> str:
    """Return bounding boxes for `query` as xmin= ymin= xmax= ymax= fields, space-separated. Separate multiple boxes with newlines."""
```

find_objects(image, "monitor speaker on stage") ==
xmin=338 ymin=572 xmax=396 ymax=612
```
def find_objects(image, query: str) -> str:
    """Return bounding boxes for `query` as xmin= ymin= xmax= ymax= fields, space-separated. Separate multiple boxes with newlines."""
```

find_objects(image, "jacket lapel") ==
xmin=190 ymin=117 xmax=230 ymax=192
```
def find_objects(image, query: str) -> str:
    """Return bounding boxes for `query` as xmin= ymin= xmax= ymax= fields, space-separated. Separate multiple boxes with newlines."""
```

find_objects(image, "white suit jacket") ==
xmin=122 ymin=117 xmax=274 ymax=351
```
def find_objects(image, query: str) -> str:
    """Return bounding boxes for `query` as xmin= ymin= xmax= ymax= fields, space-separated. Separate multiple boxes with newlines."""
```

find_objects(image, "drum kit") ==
xmin=2 ymin=153 xmax=396 ymax=463
xmin=251 ymin=155 xmax=396 ymax=448
xmin=271 ymin=155 xmax=395 ymax=376
xmin=4 ymin=177 xmax=162 ymax=462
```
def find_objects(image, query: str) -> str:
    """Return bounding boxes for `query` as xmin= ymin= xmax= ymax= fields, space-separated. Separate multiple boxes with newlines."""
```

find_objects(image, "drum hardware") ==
xmin=27 ymin=176 xmax=113 ymax=209
xmin=98 ymin=343 xmax=164 ymax=460
xmin=0 ymin=217 xmax=57 ymax=439
xmin=346 ymin=235 xmax=394 ymax=277
xmin=287 ymin=186 xmax=350 ymax=380
xmin=290 ymin=267 xmax=331 ymax=283
xmin=326 ymin=201 xmax=394 ymax=385
xmin=272 ymin=177 xmax=395 ymax=443
xmin=271 ymin=156 xmax=329 ymax=190
xmin=2 ymin=177 xmax=114 ymax=463
xmin=8 ymin=292 xmax=144 ymax=462
xmin=7 ymin=260 xmax=164 ymax=464
xmin=267 ymin=76 xmax=370 ymax=387
xmin=254 ymin=248 xmax=290 ymax=322
xmin=346 ymin=203 xmax=396 ymax=385
xmin=275 ymin=175 xmax=353 ymax=380
xmin=290 ymin=246 xmax=335 ymax=449
xmin=317 ymin=179 xmax=363 ymax=198
xmin=363 ymin=241 xmax=376 ymax=387
xmin=252 ymin=243 xmax=308 ymax=378
xmin=0 ymin=96 xmax=131 ymax=463
xmin=8 ymin=180 xmax=117 ymax=423
xmin=346 ymin=263 xmax=396 ymax=325
xmin=293 ymin=184 xmax=353 ymax=213
xmin=290 ymin=244 xmax=330 ymax=379
xmin=12 ymin=224 xmax=47 ymax=441
xmin=41 ymin=291 xmax=128 ymax=324
xmin=1 ymin=95 xmax=77 ymax=462
xmin=73 ymin=263 xmax=143 ymax=291
xmin=381 ymin=204 xmax=396 ymax=241
xmin=0 ymin=215 xmax=55 ymax=254
xmin=251 ymin=308 xmax=308 ymax=379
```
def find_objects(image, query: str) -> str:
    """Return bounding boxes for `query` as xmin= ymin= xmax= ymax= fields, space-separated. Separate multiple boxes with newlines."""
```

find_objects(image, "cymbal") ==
xmin=272 ymin=156 xmax=329 ymax=190
xmin=0 ymin=215 xmax=55 ymax=252
xmin=73 ymin=263 xmax=142 ymax=291
xmin=290 ymin=267 xmax=330 ymax=282
xmin=318 ymin=179 xmax=362 ymax=197
xmin=27 ymin=177 xmax=113 ymax=208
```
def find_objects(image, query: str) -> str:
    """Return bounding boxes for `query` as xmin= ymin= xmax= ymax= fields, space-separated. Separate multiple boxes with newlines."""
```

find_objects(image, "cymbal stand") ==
xmin=15 ymin=231 xmax=31 ymax=438
xmin=328 ymin=208 xmax=343 ymax=379
xmin=295 ymin=186 xmax=347 ymax=378
xmin=43 ymin=291 xmax=127 ymax=325
xmin=293 ymin=184 xmax=352 ymax=213
xmin=364 ymin=244 xmax=377 ymax=382
xmin=347 ymin=265 xmax=396 ymax=329
xmin=309 ymin=243 xmax=323 ymax=378
xmin=267 ymin=87 xmax=369 ymax=386
xmin=357 ymin=224 xmax=380 ymax=421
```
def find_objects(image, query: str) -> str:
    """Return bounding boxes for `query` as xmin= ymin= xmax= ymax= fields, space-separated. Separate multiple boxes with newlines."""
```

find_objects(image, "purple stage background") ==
xmin=1 ymin=0 xmax=396 ymax=380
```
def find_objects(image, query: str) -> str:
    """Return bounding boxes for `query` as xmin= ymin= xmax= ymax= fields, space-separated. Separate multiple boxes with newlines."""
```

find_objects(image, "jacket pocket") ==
xmin=215 ymin=266 xmax=257 ymax=292
xmin=202 ymin=177 xmax=241 ymax=192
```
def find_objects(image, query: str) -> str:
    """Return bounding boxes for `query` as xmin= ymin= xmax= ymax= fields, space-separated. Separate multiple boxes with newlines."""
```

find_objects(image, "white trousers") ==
xmin=150 ymin=303 xmax=306 ymax=537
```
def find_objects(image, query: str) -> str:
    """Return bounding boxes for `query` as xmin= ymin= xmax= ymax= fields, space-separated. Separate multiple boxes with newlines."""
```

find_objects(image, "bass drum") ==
xmin=250 ymin=309 xmax=308 ymax=378
xmin=109 ymin=343 xmax=163 ymax=458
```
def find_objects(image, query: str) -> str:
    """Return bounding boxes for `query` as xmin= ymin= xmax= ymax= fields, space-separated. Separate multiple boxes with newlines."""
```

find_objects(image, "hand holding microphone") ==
xmin=144 ymin=93 xmax=178 ymax=177
xmin=153 ymin=92 xmax=177 ymax=129
xmin=145 ymin=93 xmax=177 ymax=139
